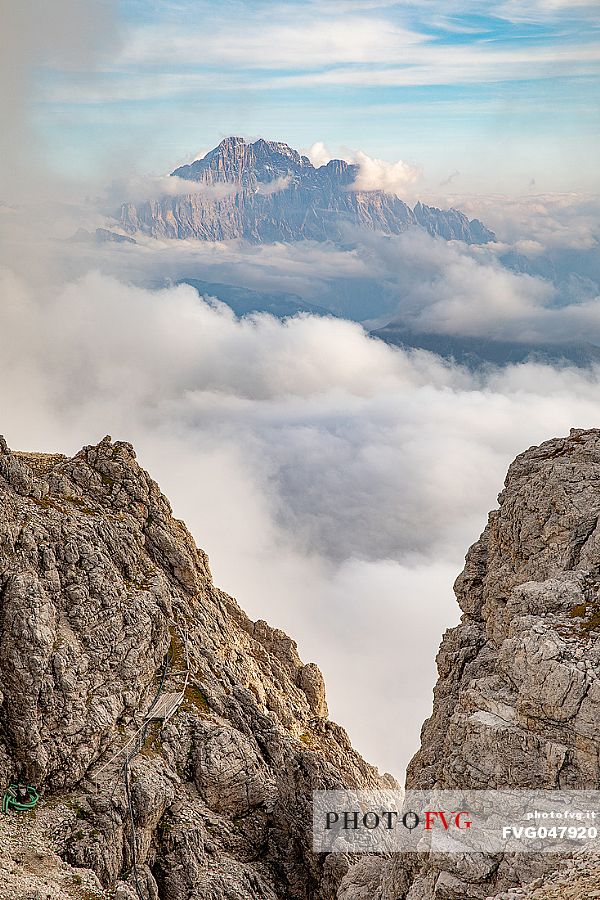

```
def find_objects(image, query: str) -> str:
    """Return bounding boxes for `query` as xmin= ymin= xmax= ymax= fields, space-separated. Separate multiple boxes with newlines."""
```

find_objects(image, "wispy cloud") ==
xmin=494 ymin=0 xmax=600 ymax=23
xmin=104 ymin=174 xmax=237 ymax=206
xmin=303 ymin=142 xmax=336 ymax=167
xmin=387 ymin=0 xmax=600 ymax=24
xmin=449 ymin=192 xmax=600 ymax=249
xmin=440 ymin=169 xmax=460 ymax=187
xmin=254 ymin=175 xmax=293 ymax=196
xmin=265 ymin=42 xmax=600 ymax=88
xmin=121 ymin=16 xmax=428 ymax=70
xmin=41 ymin=25 xmax=600 ymax=105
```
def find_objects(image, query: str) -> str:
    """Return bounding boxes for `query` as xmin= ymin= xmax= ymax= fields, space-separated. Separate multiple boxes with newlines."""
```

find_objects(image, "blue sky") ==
xmin=32 ymin=0 xmax=600 ymax=193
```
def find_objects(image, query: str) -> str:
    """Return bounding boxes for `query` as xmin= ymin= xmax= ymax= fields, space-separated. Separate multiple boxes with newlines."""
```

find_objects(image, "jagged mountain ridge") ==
xmin=120 ymin=136 xmax=495 ymax=244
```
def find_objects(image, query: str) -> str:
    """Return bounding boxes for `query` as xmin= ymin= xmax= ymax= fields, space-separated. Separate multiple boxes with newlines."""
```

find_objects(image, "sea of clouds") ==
xmin=2 ymin=240 xmax=600 ymax=774
xmin=2 ymin=0 xmax=600 ymax=776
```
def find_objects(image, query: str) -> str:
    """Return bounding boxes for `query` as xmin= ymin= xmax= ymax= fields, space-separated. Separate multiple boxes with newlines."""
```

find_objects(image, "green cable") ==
xmin=2 ymin=784 xmax=39 ymax=813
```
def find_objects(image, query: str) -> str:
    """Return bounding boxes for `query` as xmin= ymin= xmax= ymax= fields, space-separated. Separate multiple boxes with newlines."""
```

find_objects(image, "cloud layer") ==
xmin=351 ymin=150 xmax=422 ymax=196
xmin=2 ymin=264 xmax=600 ymax=775
xmin=5 ymin=186 xmax=598 ymax=346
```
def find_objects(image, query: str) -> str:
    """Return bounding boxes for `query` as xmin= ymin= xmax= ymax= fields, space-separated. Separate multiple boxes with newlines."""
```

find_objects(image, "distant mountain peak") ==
xmin=173 ymin=135 xmax=313 ymax=185
xmin=121 ymin=136 xmax=495 ymax=245
xmin=323 ymin=158 xmax=352 ymax=175
xmin=218 ymin=135 xmax=245 ymax=146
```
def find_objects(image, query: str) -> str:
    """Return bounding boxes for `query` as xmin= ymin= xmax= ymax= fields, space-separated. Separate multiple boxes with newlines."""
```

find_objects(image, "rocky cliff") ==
xmin=409 ymin=427 xmax=600 ymax=795
xmin=119 ymin=137 xmax=495 ymax=245
xmin=0 ymin=435 xmax=388 ymax=899
xmin=2 ymin=428 xmax=600 ymax=900
xmin=374 ymin=427 xmax=600 ymax=900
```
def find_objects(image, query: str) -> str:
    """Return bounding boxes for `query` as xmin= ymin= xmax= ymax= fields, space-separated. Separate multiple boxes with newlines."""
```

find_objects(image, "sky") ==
xmin=13 ymin=0 xmax=600 ymax=194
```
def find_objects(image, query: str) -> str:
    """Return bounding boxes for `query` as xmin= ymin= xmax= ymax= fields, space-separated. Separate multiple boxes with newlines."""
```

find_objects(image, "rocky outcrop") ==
xmin=412 ymin=201 xmax=493 ymax=244
xmin=0 ymin=798 xmax=107 ymax=899
xmin=119 ymin=137 xmax=495 ymax=245
xmin=0 ymin=435 xmax=388 ymax=899
xmin=408 ymin=428 xmax=600 ymax=795
xmin=373 ymin=427 xmax=600 ymax=900
xmin=487 ymin=850 xmax=600 ymax=900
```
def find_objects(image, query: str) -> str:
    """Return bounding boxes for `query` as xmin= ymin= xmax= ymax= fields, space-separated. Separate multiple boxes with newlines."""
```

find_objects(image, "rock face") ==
xmin=119 ymin=136 xmax=495 ymax=245
xmin=408 ymin=427 xmax=600 ymax=795
xmin=0 ymin=435 xmax=387 ymax=899
xmin=3 ymin=427 xmax=600 ymax=899
xmin=376 ymin=428 xmax=600 ymax=900
xmin=487 ymin=851 xmax=600 ymax=900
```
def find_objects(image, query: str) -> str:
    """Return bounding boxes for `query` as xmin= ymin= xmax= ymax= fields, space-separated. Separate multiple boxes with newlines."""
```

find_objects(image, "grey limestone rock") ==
xmin=0 ymin=434 xmax=386 ymax=899
xmin=374 ymin=428 xmax=600 ymax=899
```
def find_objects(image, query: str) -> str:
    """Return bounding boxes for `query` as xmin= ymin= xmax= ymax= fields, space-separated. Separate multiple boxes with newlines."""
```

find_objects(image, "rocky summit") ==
xmin=1 ymin=429 xmax=600 ymax=899
xmin=119 ymin=136 xmax=495 ymax=244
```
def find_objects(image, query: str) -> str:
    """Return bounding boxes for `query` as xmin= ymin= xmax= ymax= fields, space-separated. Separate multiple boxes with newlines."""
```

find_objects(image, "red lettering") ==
xmin=424 ymin=811 xmax=449 ymax=830
xmin=454 ymin=812 xmax=472 ymax=829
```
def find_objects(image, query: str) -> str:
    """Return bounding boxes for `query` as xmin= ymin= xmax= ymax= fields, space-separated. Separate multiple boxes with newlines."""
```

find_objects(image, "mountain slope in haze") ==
xmin=372 ymin=323 xmax=600 ymax=369
xmin=120 ymin=136 xmax=495 ymax=245
xmin=179 ymin=278 xmax=333 ymax=318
